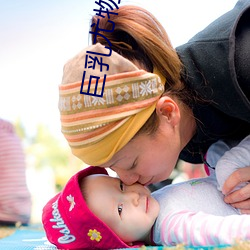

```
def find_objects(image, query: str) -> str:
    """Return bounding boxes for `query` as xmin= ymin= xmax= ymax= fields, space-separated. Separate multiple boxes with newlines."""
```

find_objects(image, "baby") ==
xmin=42 ymin=135 xmax=250 ymax=249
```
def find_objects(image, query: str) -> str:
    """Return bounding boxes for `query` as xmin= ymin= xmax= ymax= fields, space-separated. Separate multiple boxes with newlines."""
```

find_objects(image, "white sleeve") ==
xmin=159 ymin=210 xmax=250 ymax=247
xmin=205 ymin=139 xmax=232 ymax=178
xmin=215 ymin=135 xmax=250 ymax=192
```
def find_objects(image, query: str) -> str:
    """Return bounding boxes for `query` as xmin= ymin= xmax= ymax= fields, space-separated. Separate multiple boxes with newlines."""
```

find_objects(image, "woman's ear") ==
xmin=156 ymin=96 xmax=180 ymax=126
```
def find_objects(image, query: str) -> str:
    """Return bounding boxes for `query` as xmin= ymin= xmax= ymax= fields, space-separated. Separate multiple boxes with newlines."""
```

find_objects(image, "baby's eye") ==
xmin=118 ymin=204 xmax=123 ymax=216
xmin=120 ymin=180 xmax=124 ymax=191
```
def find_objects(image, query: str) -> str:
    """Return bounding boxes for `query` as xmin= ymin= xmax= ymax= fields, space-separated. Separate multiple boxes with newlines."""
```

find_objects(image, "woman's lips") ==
xmin=143 ymin=177 xmax=154 ymax=186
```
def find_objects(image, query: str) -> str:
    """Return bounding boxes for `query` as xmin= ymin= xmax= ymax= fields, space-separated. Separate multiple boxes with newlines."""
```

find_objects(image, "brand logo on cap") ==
xmin=50 ymin=200 xmax=76 ymax=244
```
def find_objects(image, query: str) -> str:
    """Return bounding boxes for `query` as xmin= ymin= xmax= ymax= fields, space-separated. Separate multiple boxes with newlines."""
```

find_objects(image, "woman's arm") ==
xmin=215 ymin=135 xmax=250 ymax=213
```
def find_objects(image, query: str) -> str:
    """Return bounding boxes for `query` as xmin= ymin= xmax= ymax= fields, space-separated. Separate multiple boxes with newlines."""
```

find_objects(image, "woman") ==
xmin=59 ymin=1 xmax=250 ymax=211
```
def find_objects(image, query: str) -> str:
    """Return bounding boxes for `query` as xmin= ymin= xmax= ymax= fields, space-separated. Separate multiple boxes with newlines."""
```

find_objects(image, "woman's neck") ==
xmin=179 ymin=103 xmax=196 ymax=149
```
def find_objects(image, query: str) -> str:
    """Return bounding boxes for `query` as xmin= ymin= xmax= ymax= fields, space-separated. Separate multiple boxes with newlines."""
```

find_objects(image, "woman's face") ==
xmin=100 ymin=119 xmax=182 ymax=186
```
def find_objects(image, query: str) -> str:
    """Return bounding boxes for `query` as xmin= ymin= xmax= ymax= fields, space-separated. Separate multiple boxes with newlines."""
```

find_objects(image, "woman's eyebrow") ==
xmin=129 ymin=156 xmax=138 ymax=170
xmin=109 ymin=156 xmax=127 ymax=170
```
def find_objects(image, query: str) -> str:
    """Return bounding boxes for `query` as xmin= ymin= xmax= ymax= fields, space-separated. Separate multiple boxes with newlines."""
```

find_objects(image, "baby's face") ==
xmin=84 ymin=174 xmax=160 ymax=244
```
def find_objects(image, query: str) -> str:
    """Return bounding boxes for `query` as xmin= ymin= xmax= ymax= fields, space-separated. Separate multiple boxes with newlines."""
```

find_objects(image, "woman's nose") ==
xmin=112 ymin=168 xmax=139 ymax=185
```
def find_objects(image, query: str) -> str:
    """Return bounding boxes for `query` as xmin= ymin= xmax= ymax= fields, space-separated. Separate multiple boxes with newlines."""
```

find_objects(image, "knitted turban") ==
xmin=59 ymin=43 xmax=165 ymax=165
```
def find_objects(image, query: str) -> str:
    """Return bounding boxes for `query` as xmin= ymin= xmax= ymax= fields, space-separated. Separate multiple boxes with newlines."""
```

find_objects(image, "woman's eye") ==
xmin=118 ymin=204 xmax=123 ymax=216
xmin=120 ymin=180 xmax=124 ymax=191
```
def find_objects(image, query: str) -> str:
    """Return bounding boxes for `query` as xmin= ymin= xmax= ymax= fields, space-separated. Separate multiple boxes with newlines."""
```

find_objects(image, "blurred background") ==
xmin=0 ymin=0 xmax=238 ymax=223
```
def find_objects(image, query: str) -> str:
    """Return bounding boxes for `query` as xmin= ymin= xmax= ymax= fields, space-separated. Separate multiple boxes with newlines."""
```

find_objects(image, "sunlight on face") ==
xmin=82 ymin=175 xmax=160 ymax=244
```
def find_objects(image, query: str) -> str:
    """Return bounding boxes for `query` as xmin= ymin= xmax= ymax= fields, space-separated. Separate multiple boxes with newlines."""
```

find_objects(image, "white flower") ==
xmin=67 ymin=195 xmax=76 ymax=211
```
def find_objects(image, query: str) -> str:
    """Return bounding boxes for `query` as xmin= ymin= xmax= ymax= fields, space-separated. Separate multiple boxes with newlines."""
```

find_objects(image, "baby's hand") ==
xmin=223 ymin=166 xmax=250 ymax=214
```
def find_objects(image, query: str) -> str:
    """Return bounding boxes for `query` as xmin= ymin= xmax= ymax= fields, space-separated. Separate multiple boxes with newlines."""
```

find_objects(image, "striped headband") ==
xmin=59 ymin=43 xmax=165 ymax=165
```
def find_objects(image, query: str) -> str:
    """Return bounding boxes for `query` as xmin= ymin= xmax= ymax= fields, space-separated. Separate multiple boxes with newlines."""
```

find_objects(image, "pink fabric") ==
xmin=0 ymin=119 xmax=31 ymax=224
xmin=42 ymin=166 xmax=142 ymax=249
xmin=159 ymin=210 xmax=250 ymax=246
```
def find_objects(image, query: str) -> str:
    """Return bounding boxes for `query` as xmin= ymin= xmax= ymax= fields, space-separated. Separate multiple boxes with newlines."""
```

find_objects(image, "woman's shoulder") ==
xmin=176 ymin=0 xmax=250 ymax=123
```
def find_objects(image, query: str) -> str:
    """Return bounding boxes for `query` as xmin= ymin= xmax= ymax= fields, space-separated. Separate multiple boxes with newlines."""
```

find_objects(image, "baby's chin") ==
xmin=148 ymin=196 xmax=160 ymax=219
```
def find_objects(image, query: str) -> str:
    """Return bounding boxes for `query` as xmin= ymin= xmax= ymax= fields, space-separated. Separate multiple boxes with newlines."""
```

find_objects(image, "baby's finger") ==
xmin=228 ymin=198 xmax=250 ymax=211
xmin=222 ymin=167 xmax=250 ymax=195
xmin=224 ymin=184 xmax=250 ymax=204
xmin=240 ymin=209 xmax=250 ymax=214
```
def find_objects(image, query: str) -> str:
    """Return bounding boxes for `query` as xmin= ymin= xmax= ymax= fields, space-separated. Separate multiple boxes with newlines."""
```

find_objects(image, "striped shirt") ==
xmin=152 ymin=135 xmax=250 ymax=246
xmin=0 ymin=119 xmax=31 ymax=224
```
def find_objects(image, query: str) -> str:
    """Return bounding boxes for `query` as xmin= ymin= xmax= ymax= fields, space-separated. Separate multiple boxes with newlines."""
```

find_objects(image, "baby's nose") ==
xmin=126 ymin=191 xmax=140 ymax=206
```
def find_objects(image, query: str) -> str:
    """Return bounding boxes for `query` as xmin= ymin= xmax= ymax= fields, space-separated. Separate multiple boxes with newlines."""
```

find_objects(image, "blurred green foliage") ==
xmin=14 ymin=119 xmax=86 ymax=191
